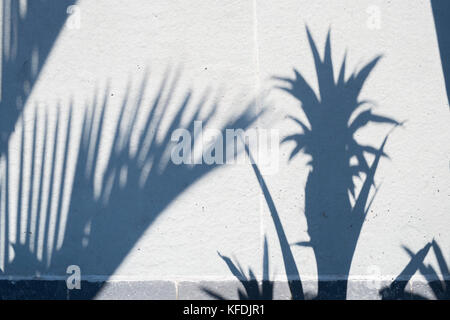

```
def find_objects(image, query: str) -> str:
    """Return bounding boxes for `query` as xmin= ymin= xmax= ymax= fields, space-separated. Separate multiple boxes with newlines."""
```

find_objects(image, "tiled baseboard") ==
xmin=0 ymin=278 xmax=446 ymax=300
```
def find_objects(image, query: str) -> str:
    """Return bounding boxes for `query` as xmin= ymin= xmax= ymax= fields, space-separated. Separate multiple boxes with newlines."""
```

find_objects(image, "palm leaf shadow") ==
xmin=0 ymin=69 xmax=261 ymax=299
xmin=0 ymin=0 xmax=77 ymax=154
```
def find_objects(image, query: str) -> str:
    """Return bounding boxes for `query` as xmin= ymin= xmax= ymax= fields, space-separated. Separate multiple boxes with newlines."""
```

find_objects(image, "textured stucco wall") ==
xmin=0 ymin=0 xmax=448 ymax=299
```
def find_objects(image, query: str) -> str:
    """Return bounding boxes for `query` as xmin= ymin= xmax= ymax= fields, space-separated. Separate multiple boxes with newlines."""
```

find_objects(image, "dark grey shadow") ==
xmin=431 ymin=0 xmax=450 ymax=108
xmin=0 ymin=0 xmax=76 ymax=154
xmin=204 ymin=143 xmax=306 ymax=300
xmin=380 ymin=240 xmax=449 ymax=300
xmin=0 ymin=69 xmax=260 ymax=299
xmin=274 ymin=27 xmax=400 ymax=299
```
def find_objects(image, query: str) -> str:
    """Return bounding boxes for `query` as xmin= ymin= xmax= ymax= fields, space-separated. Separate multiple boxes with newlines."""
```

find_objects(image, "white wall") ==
xmin=0 ymin=0 xmax=448 ymax=298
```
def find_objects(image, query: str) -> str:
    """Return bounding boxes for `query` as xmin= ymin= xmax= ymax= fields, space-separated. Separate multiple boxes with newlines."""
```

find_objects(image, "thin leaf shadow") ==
xmin=204 ymin=141 xmax=307 ymax=300
xmin=203 ymin=236 xmax=274 ymax=300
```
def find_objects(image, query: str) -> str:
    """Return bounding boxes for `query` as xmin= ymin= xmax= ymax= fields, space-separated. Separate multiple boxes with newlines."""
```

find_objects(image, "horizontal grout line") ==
xmin=0 ymin=274 xmax=447 ymax=283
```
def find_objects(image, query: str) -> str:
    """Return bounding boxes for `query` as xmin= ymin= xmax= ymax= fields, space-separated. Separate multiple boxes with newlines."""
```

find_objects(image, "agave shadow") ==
xmin=274 ymin=26 xmax=401 ymax=299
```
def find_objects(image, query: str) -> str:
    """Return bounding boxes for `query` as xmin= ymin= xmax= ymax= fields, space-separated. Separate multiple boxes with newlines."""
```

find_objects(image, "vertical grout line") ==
xmin=175 ymin=280 xmax=179 ymax=300
xmin=252 ymin=0 xmax=265 ymax=267
xmin=252 ymin=0 xmax=261 ymax=91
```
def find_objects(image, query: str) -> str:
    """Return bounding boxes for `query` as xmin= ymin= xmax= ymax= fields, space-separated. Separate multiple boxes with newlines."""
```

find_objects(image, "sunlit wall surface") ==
xmin=0 ymin=0 xmax=448 ymax=300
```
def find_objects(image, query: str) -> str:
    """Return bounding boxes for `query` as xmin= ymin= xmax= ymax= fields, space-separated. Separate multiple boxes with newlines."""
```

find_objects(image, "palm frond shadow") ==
xmin=0 ymin=0 xmax=76 ymax=154
xmin=0 ymin=69 xmax=261 ymax=299
xmin=274 ymin=26 xmax=401 ymax=299
xmin=380 ymin=240 xmax=449 ymax=300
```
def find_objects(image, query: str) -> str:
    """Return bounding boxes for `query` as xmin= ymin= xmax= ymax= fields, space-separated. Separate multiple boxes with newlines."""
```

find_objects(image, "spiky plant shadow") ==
xmin=204 ymin=236 xmax=274 ymax=300
xmin=205 ymin=143 xmax=307 ymax=300
xmin=380 ymin=240 xmax=449 ymax=300
xmin=274 ymin=26 xmax=401 ymax=299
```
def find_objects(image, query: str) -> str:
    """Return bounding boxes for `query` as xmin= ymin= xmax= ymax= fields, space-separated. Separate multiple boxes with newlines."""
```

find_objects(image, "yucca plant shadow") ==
xmin=0 ymin=69 xmax=260 ymax=299
xmin=274 ymin=27 xmax=401 ymax=299
xmin=0 ymin=0 xmax=76 ymax=154
xmin=380 ymin=240 xmax=449 ymax=300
